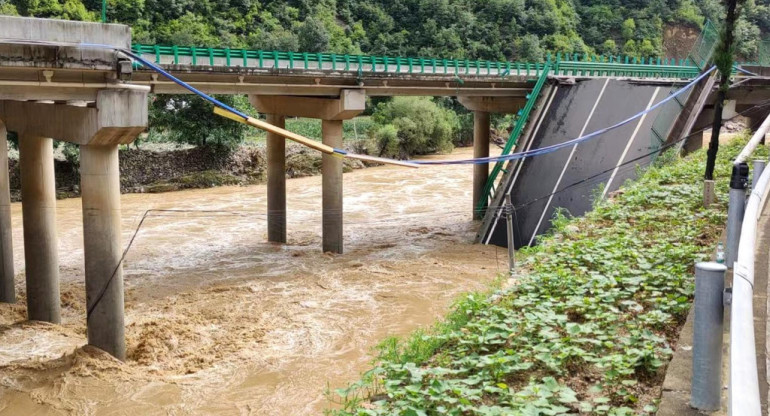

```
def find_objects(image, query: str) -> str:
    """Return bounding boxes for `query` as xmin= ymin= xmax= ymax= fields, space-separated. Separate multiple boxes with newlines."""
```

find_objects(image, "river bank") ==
xmin=6 ymin=143 xmax=369 ymax=202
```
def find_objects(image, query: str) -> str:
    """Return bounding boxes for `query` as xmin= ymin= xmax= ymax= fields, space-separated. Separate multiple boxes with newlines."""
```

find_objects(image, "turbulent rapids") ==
xmin=0 ymin=146 xmax=500 ymax=415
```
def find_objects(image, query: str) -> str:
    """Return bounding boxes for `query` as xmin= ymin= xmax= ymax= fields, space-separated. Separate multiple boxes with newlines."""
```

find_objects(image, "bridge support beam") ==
xmin=19 ymin=134 xmax=60 ymax=323
xmin=0 ymin=88 xmax=147 ymax=359
xmin=80 ymin=144 xmax=125 ymax=360
xmin=250 ymin=91 xmax=365 ymax=253
xmin=322 ymin=120 xmax=344 ymax=254
xmin=0 ymin=121 xmax=13 ymax=303
xmin=266 ymin=114 xmax=287 ymax=244
xmin=473 ymin=111 xmax=491 ymax=219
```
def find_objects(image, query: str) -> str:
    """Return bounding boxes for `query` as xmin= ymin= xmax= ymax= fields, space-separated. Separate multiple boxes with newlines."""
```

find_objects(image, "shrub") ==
xmin=366 ymin=97 xmax=458 ymax=159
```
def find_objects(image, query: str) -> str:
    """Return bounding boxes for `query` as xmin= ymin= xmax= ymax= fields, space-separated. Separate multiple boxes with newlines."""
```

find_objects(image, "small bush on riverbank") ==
xmin=330 ymin=135 xmax=761 ymax=415
xmin=365 ymin=97 xmax=459 ymax=160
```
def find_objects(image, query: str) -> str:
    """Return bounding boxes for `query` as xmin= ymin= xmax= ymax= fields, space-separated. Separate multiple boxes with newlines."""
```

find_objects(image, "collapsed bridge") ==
xmin=0 ymin=16 xmax=769 ymax=362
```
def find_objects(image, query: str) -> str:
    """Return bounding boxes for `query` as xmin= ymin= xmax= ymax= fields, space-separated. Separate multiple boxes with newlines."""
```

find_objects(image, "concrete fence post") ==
xmin=726 ymin=163 xmax=749 ymax=268
xmin=691 ymin=261 xmax=727 ymax=411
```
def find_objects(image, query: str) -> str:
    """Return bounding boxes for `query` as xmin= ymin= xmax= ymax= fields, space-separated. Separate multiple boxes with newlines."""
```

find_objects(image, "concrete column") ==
xmin=80 ymin=144 xmax=125 ymax=360
xmin=322 ymin=120 xmax=343 ymax=254
xmin=19 ymin=134 xmax=60 ymax=323
xmin=266 ymin=114 xmax=286 ymax=244
xmin=473 ymin=111 xmax=491 ymax=219
xmin=0 ymin=121 xmax=14 ymax=303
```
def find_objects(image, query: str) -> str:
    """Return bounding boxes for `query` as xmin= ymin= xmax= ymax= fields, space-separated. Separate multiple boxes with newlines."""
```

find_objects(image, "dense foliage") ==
xmin=330 ymin=137 xmax=763 ymax=415
xmin=147 ymin=94 xmax=254 ymax=148
xmin=2 ymin=0 xmax=767 ymax=61
xmin=366 ymin=97 xmax=458 ymax=159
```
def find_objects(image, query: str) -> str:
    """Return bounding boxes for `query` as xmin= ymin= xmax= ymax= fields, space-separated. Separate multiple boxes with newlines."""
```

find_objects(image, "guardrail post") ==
xmin=691 ymin=261 xmax=727 ymax=411
xmin=726 ymin=163 xmax=749 ymax=268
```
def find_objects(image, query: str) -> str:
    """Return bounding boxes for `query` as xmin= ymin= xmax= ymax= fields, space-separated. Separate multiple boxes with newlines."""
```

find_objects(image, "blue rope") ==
xmin=86 ymin=42 xmax=715 ymax=168
xmin=115 ymin=47 xmax=250 ymax=120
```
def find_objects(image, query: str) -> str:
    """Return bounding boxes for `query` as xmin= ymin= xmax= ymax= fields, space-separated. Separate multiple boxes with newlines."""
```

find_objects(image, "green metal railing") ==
xmin=131 ymin=43 xmax=704 ymax=79
xmin=131 ymin=44 xmax=551 ymax=77
xmin=553 ymin=58 xmax=700 ymax=78
xmin=474 ymin=62 xmax=552 ymax=216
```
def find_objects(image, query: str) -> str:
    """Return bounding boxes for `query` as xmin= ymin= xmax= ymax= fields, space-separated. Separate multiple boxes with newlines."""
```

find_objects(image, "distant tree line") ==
xmin=1 ymin=0 xmax=767 ymax=157
xmin=3 ymin=0 xmax=767 ymax=61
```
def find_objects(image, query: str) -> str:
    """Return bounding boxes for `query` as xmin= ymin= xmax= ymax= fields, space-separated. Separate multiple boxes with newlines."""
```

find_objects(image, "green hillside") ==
xmin=1 ymin=0 xmax=768 ymax=61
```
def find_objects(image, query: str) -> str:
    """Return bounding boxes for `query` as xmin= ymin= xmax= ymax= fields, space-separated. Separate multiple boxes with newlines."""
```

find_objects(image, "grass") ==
xmin=328 ymin=134 xmax=764 ymax=415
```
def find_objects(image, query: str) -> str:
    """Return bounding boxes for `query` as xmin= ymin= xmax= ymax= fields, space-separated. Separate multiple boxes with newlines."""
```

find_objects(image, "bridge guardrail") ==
xmin=131 ymin=44 xmax=547 ymax=77
xmin=726 ymin=114 xmax=770 ymax=416
xmin=131 ymin=44 xmax=704 ymax=80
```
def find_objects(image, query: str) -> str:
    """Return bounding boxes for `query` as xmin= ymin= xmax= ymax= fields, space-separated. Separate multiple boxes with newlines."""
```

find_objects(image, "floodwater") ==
xmin=0 ymin=146 xmax=502 ymax=415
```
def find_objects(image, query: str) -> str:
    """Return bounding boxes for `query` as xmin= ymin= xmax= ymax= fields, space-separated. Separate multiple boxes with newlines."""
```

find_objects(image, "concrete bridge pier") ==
xmin=19 ymin=134 xmax=60 ymax=322
xmin=265 ymin=114 xmax=287 ymax=243
xmin=0 ymin=120 xmax=14 ymax=304
xmin=459 ymin=96 xmax=526 ymax=219
xmin=81 ymin=144 xmax=126 ymax=359
xmin=250 ymin=90 xmax=365 ymax=253
xmin=0 ymin=89 xmax=147 ymax=358
xmin=472 ymin=111 xmax=490 ymax=219
xmin=322 ymin=119 xmax=344 ymax=253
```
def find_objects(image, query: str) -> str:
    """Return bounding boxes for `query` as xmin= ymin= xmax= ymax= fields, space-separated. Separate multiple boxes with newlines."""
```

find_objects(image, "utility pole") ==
xmin=705 ymin=0 xmax=740 ymax=180
xmin=101 ymin=0 xmax=107 ymax=23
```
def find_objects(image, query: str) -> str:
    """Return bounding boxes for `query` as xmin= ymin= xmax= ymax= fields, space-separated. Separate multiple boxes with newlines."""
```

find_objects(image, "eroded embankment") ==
xmin=332 ymin=139 xmax=756 ymax=415
xmin=0 ymin=146 xmax=501 ymax=415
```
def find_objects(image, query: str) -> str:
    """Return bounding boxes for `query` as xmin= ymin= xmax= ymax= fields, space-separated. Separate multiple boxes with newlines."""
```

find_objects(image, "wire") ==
xmin=414 ymin=66 xmax=717 ymax=165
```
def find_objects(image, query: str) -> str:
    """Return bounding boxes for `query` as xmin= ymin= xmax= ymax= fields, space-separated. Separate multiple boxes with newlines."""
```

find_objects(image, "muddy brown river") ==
xmin=0 ymin=146 xmax=502 ymax=415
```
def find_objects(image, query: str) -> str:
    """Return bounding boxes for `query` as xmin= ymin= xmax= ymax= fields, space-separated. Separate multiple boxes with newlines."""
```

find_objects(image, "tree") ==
xmin=601 ymin=39 xmax=617 ymax=55
xmin=638 ymin=39 xmax=657 ymax=58
xmin=297 ymin=17 xmax=330 ymax=53
xmin=621 ymin=18 xmax=636 ymax=41
xmin=367 ymin=97 xmax=458 ymax=159
xmin=622 ymin=39 xmax=637 ymax=56
xmin=0 ymin=0 xmax=18 ymax=14
xmin=705 ymin=0 xmax=744 ymax=180
xmin=148 ymin=94 xmax=254 ymax=150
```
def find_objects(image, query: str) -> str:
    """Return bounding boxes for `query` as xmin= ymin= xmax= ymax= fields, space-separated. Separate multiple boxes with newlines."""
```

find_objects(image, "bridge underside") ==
xmin=130 ymin=69 xmax=533 ymax=97
xmin=478 ymin=78 xmax=674 ymax=247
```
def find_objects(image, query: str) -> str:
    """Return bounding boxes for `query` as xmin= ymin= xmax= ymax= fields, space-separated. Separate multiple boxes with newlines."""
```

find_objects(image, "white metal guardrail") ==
xmin=728 ymin=113 xmax=770 ymax=416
